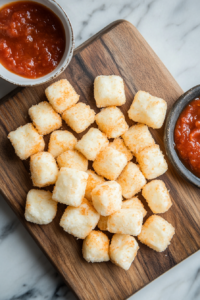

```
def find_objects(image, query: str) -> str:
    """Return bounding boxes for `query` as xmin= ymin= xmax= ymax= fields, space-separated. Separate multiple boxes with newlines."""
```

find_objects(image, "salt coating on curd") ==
xmin=107 ymin=208 xmax=143 ymax=236
xmin=96 ymin=106 xmax=129 ymax=138
xmin=109 ymin=234 xmax=139 ymax=270
xmin=29 ymin=101 xmax=62 ymax=135
xmin=109 ymin=138 xmax=133 ymax=161
xmin=60 ymin=198 xmax=100 ymax=239
xmin=128 ymin=91 xmax=167 ymax=129
xmin=8 ymin=123 xmax=45 ymax=160
xmin=48 ymin=130 xmax=77 ymax=158
xmin=142 ymin=180 xmax=172 ymax=213
xmin=45 ymin=79 xmax=80 ymax=114
xmin=117 ymin=162 xmax=146 ymax=199
xmin=93 ymin=146 xmax=127 ymax=180
xmin=91 ymin=181 xmax=122 ymax=216
xmin=136 ymin=145 xmax=168 ymax=179
xmin=82 ymin=230 xmax=110 ymax=262
xmin=30 ymin=152 xmax=58 ymax=187
xmin=62 ymin=102 xmax=95 ymax=133
xmin=75 ymin=128 xmax=109 ymax=161
xmin=94 ymin=75 xmax=126 ymax=108
xmin=122 ymin=124 xmax=155 ymax=155
xmin=57 ymin=150 xmax=88 ymax=172
xmin=52 ymin=167 xmax=88 ymax=207
xmin=85 ymin=170 xmax=105 ymax=202
xmin=138 ymin=215 xmax=175 ymax=252
xmin=25 ymin=189 xmax=57 ymax=225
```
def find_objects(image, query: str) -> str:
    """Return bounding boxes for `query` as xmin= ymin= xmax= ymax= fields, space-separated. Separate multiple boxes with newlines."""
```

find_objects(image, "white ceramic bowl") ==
xmin=0 ymin=0 xmax=74 ymax=86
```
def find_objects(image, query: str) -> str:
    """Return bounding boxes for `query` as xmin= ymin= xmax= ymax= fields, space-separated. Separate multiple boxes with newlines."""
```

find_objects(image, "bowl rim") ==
xmin=0 ymin=0 xmax=75 ymax=86
xmin=164 ymin=84 xmax=200 ymax=188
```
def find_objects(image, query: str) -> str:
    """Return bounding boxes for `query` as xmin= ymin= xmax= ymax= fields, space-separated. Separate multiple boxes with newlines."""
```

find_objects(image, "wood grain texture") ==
xmin=0 ymin=20 xmax=200 ymax=300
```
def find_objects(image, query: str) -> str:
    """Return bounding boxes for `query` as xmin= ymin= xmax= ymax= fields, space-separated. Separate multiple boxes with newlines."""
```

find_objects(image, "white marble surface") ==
xmin=0 ymin=0 xmax=200 ymax=299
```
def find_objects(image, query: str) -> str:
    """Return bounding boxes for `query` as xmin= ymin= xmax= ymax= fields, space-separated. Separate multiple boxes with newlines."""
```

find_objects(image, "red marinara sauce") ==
xmin=174 ymin=98 xmax=200 ymax=177
xmin=0 ymin=1 xmax=65 ymax=78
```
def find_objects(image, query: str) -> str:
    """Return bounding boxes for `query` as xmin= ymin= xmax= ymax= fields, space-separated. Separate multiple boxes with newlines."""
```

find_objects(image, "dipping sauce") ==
xmin=174 ymin=98 xmax=200 ymax=177
xmin=0 ymin=1 xmax=65 ymax=78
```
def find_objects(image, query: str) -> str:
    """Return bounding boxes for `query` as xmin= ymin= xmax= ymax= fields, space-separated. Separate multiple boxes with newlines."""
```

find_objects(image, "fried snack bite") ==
xmin=94 ymin=75 xmax=126 ymax=108
xmin=109 ymin=234 xmax=139 ymax=270
xmin=128 ymin=91 xmax=167 ymax=129
xmin=122 ymin=124 xmax=155 ymax=155
xmin=48 ymin=130 xmax=77 ymax=158
xmin=142 ymin=180 xmax=172 ymax=213
xmin=85 ymin=170 xmax=105 ymax=202
xmin=45 ymin=79 xmax=79 ymax=113
xmin=107 ymin=208 xmax=143 ymax=236
xmin=117 ymin=162 xmax=146 ymax=199
xmin=25 ymin=189 xmax=57 ymax=225
xmin=60 ymin=198 xmax=100 ymax=239
xmin=52 ymin=167 xmax=88 ymax=207
xmin=96 ymin=106 xmax=129 ymax=138
xmin=29 ymin=101 xmax=62 ymax=135
xmin=93 ymin=146 xmax=127 ymax=180
xmin=122 ymin=197 xmax=147 ymax=217
xmin=97 ymin=216 xmax=108 ymax=231
xmin=138 ymin=215 xmax=175 ymax=252
xmin=109 ymin=138 xmax=133 ymax=161
xmin=8 ymin=123 xmax=45 ymax=160
xmin=57 ymin=150 xmax=88 ymax=172
xmin=75 ymin=128 xmax=108 ymax=161
xmin=62 ymin=102 xmax=95 ymax=133
xmin=92 ymin=181 xmax=122 ymax=216
xmin=82 ymin=231 xmax=110 ymax=262
xmin=30 ymin=152 xmax=58 ymax=187
xmin=136 ymin=145 xmax=168 ymax=179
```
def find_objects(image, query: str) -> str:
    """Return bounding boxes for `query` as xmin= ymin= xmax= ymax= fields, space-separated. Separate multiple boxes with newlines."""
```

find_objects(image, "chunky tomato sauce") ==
xmin=0 ymin=1 xmax=65 ymax=78
xmin=174 ymin=98 xmax=200 ymax=177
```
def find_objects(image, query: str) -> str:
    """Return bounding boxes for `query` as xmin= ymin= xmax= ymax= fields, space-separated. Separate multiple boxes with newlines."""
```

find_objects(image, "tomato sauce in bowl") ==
xmin=0 ymin=1 xmax=65 ymax=79
xmin=174 ymin=98 xmax=200 ymax=177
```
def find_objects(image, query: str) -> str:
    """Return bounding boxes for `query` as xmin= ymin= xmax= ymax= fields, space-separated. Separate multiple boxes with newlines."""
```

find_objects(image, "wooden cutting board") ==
xmin=0 ymin=20 xmax=200 ymax=300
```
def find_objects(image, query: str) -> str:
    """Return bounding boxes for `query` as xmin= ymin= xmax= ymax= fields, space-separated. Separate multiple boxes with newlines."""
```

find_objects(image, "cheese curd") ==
xmin=142 ymin=180 xmax=172 ymax=213
xmin=82 ymin=231 xmax=110 ymax=262
xmin=8 ymin=123 xmax=45 ymax=160
xmin=52 ymin=167 xmax=88 ymax=207
xmin=30 ymin=152 xmax=58 ymax=187
xmin=122 ymin=198 xmax=147 ymax=217
xmin=128 ymin=91 xmax=167 ymax=129
xmin=48 ymin=130 xmax=77 ymax=158
xmin=75 ymin=128 xmax=108 ymax=161
xmin=91 ymin=181 xmax=122 ymax=216
xmin=122 ymin=124 xmax=155 ymax=155
xmin=57 ymin=150 xmax=88 ymax=172
xmin=93 ymin=146 xmax=127 ymax=180
xmin=60 ymin=198 xmax=100 ymax=239
xmin=62 ymin=102 xmax=95 ymax=133
xmin=107 ymin=208 xmax=143 ymax=236
xmin=45 ymin=79 xmax=79 ymax=113
xmin=109 ymin=138 xmax=133 ymax=161
xmin=29 ymin=101 xmax=62 ymax=135
xmin=97 ymin=216 xmax=108 ymax=231
xmin=136 ymin=145 xmax=168 ymax=179
xmin=25 ymin=189 xmax=57 ymax=225
xmin=85 ymin=170 xmax=105 ymax=202
xmin=138 ymin=215 xmax=175 ymax=252
xmin=94 ymin=75 xmax=126 ymax=108
xmin=109 ymin=234 xmax=139 ymax=270
xmin=96 ymin=106 xmax=129 ymax=138
xmin=117 ymin=162 xmax=146 ymax=199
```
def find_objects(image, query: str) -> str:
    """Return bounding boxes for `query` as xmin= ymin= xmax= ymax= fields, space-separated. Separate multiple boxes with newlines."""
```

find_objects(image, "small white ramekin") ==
xmin=0 ymin=0 xmax=74 ymax=86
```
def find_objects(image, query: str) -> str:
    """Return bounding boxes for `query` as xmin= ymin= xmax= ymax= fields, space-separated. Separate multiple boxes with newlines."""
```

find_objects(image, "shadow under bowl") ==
xmin=164 ymin=85 xmax=200 ymax=188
